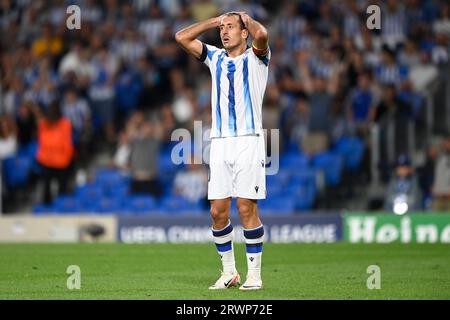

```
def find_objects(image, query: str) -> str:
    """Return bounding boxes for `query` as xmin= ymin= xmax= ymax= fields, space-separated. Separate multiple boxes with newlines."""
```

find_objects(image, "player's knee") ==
xmin=210 ymin=206 xmax=227 ymax=223
xmin=237 ymin=203 xmax=254 ymax=219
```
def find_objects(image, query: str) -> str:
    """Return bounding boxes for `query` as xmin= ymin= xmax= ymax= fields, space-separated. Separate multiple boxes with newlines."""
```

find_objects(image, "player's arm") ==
xmin=238 ymin=12 xmax=269 ymax=56
xmin=174 ymin=16 xmax=223 ymax=60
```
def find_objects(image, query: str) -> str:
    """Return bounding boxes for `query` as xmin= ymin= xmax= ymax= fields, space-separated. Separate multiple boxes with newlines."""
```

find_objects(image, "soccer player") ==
xmin=175 ymin=12 xmax=270 ymax=290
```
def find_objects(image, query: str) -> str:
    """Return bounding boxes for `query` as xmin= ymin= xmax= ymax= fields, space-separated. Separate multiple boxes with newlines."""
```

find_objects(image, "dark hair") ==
xmin=45 ymin=101 xmax=62 ymax=124
xmin=224 ymin=12 xmax=246 ymax=30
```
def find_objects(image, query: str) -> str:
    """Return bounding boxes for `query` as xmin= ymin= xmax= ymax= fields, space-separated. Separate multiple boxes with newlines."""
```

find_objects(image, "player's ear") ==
xmin=241 ymin=28 xmax=249 ymax=40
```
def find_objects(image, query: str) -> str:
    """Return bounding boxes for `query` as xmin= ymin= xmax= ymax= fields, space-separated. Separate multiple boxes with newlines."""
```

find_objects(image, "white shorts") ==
xmin=208 ymin=134 xmax=266 ymax=200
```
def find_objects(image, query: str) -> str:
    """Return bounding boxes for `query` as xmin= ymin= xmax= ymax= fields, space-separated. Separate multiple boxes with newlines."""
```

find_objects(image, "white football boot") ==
xmin=208 ymin=271 xmax=240 ymax=290
xmin=239 ymin=275 xmax=263 ymax=291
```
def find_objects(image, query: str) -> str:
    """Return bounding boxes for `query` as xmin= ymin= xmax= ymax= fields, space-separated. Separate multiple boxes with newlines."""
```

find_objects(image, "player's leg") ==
xmin=234 ymin=134 xmax=266 ymax=290
xmin=208 ymin=138 xmax=240 ymax=289
xmin=208 ymin=198 xmax=241 ymax=290
xmin=237 ymin=198 xmax=264 ymax=290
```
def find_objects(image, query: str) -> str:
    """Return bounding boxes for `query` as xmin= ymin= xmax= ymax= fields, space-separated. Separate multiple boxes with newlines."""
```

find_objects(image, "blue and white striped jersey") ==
xmin=200 ymin=43 xmax=270 ymax=138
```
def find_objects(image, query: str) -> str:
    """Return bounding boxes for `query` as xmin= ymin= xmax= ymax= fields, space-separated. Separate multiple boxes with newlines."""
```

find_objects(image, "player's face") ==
xmin=219 ymin=15 xmax=247 ymax=50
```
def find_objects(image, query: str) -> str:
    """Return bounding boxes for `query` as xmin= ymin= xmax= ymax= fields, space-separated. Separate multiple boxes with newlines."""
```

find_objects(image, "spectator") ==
xmin=115 ymin=64 xmax=144 ymax=120
xmin=174 ymin=157 xmax=208 ymax=204
xmin=409 ymin=51 xmax=438 ymax=93
xmin=115 ymin=111 xmax=163 ymax=198
xmin=285 ymin=95 xmax=309 ymax=151
xmin=61 ymin=88 xmax=92 ymax=169
xmin=89 ymin=45 xmax=119 ymax=145
xmin=139 ymin=3 xmax=167 ymax=49
xmin=432 ymin=3 xmax=450 ymax=37
xmin=418 ymin=143 xmax=439 ymax=209
xmin=31 ymin=23 xmax=63 ymax=58
xmin=374 ymin=84 xmax=413 ymax=160
xmin=384 ymin=155 xmax=422 ymax=213
xmin=432 ymin=136 xmax=450 ymax=211
xmin=16 ymin=100 xmax=37 ymax=147
xmin=346 ymin=71 xmax=376 ymax=137
xmin=381 ymin=0 xmax=407 ymax=50
xmin=299 ymin=56 xmax=339 ymax=156
xmin=58 ymin=41 xmax=94 ymax=87
xmin=375 ymin=46 xmax=409 ymax=87
xmin=2 ymin=75 xmax=24 ymax=115
xmin=34 ymin=101 xmax=74 ymax=204
xmin=0 ymin=114 xmax=17 ymax=160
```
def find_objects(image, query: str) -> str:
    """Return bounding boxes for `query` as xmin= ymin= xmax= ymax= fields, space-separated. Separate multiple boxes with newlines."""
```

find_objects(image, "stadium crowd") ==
xmin=1 ymin=0 xmax=450 ymax=213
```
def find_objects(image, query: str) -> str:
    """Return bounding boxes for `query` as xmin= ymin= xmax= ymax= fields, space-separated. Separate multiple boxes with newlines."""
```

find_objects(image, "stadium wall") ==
xmin=0 ymin=215 xmax=116 ymax=243
xmin=1 ymin=213 xmax=450 ymax=244
xmin=117 ymin=214 xmax=342 ymax=244
xmin=344 ymin=213 xmax=450 ymax=244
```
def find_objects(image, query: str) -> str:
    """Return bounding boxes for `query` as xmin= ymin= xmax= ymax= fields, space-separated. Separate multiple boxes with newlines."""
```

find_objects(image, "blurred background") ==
xmin=0 ymin=0 xmax=450 ymax=218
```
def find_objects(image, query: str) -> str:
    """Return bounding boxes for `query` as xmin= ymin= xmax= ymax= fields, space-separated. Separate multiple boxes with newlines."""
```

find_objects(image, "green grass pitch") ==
xmin=0 ymin=243 xmax=449 ymax=299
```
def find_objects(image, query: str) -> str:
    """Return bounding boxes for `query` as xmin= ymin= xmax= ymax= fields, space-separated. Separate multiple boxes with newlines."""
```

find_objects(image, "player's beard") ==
xmin=223 ymin=38 xmax=245 ymax=53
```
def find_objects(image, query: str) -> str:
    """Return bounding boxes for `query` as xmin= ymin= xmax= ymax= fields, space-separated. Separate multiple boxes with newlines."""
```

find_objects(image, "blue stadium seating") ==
xmin=159 ymin=195 xmax=203 ymax=215
xmin=2 ymin=156 xmax=32 ymax=188
xmin=266 ymin=169 xmax=291 ymax=188
xmin=258 ymin=196 xmax=296 ymax=214
xmin=122 ymin=195 xmax=157 ymax=215
xmin=92 ymin=197 xmax=123 ymax=214
xmin=52 ymin=195 xmax=82 ymax=214
xmin=285 ymin=183 xmax=316 ymax=211
xmin=333 ymin=137 xmax=365 ymax=172
xmin=280 ymin=152 xmax=310 ymax=170
xmin=18 ymin=141 xmax=42 ymax=175
xmin=95 ymin=168 xmax=130 ymax=187
xmin=311 ymin=152 xmax=344 ymax=187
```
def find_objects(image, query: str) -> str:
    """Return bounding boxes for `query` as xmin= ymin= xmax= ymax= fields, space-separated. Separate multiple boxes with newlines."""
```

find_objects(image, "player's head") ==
xmin=219 ymin=13 xmax=249 ymax=51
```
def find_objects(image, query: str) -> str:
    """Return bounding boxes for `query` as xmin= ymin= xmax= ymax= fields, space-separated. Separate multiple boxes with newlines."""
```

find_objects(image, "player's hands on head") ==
xmin=236 ymin=11 xmax=250 ymax=28
xmin=226 ymin=11 xmax=250 ymax=28
xmin=216 ymin=13 xmax=227 ymax=27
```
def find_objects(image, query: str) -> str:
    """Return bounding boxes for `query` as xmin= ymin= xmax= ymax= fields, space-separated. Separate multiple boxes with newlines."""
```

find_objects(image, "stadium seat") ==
xmin=159 ymin=195 xmax=203 ymax=215
xmin=280 ymin=152 xmax=310 ymax=170
xmin=266 ymin=169 xmax=291 ymax=188
xmin=93 ymin=197 xmax=123 ymax=214
xmin=2 ymin=156 xmax=33 ymax=188
xmin=266 ymin=183 xmax=284 ymax=197
xmin=258 ymin=196 xmax=296 ymax=215
xmin=75 ymin=184 xmax=103 ymax=201
xmin=158 ymin=150 xmax=185 ymax=173
xmin=123 ymin=195 xmax=157 ymax=215
xmin=311 ymin=152 xmax=344 ymax=187
xmin=95 ymin=169 xmax=130 ymax=188
xmin=290 ymin=169 xmax=317 ymax=188
xmin=74 ymin=184 xmax=105 ymax=212
xmin=286 ymin=183 xmax=316 ymax=211
xmin=52 ymin=195 xmax=82 ymax=214
xmin=333 ymin=137 xmax=365 ymax=172
xmin=103 ymin=182 xmax=129 ymax=198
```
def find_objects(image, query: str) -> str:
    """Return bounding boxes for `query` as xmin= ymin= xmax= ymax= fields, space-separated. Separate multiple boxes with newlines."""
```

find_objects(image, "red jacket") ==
xmin=36 ymin=118 xmax=74 ymax=169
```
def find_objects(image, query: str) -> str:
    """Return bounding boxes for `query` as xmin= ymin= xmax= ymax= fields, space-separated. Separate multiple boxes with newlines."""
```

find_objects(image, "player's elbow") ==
xmin=175 ymin=31 xmax=188 ymax=44
xmin=174 ymin=31 xmax=183 ymax=43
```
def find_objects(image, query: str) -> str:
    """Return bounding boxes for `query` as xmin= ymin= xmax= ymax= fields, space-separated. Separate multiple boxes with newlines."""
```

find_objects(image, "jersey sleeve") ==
xmin=197 ymin=43 xmax=220 ymax=68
